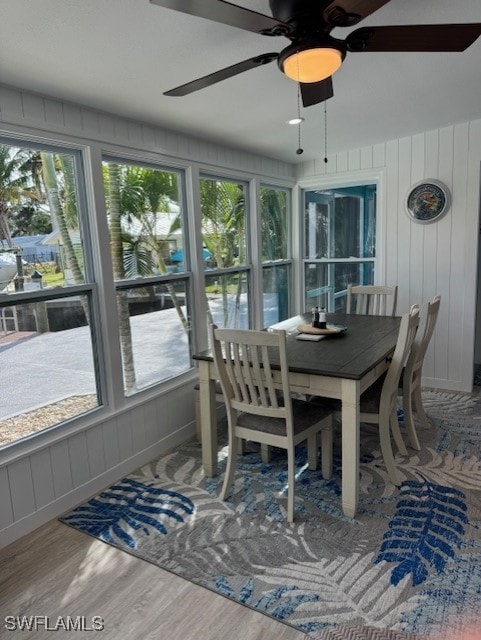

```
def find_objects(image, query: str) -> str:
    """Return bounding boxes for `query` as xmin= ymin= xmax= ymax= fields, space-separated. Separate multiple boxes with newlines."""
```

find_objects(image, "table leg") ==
xmin=341 ymin=378 xmax=360 ymax=518
xmin=198 ymin=360 xmax=218 ymax=477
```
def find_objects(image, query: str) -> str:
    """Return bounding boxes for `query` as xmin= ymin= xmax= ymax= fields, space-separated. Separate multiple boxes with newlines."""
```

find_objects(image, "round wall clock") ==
xmin=405 ymin=179 xmax=451 ymax=224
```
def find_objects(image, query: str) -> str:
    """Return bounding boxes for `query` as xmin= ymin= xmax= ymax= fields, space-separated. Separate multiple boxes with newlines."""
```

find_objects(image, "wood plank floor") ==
xmin=0 ymin=518 xmax=307 ymax=640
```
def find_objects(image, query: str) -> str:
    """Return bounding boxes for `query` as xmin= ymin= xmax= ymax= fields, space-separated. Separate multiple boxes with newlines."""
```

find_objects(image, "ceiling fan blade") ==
xmin=300 ymin=77 xmax=334 ymax=108
xmin=164 ymin=53 xmax=278 ymax=97
xmin=150 ymin=0 xmax=292 ymax=36
xmin=323 ymin=0 xmax=391 ymax=27
xmin=347 ymin=23 xmax=481 ymax=52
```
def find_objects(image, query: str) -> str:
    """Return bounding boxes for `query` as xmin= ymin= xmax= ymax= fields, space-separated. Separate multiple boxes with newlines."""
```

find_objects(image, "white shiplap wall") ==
xmin=0 ymin=83 xmax=296 ymax=549
xmin=296 ymin=120 xmax=481 ymax=392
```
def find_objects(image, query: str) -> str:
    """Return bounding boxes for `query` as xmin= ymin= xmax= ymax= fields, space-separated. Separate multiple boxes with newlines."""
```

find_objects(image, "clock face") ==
xmin=406 ymin=181 xmax=450 ymax=223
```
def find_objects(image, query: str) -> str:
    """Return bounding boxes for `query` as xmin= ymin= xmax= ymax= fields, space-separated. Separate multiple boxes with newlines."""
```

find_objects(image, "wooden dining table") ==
xmin=193 ymin=312 xmax=401 ymax=518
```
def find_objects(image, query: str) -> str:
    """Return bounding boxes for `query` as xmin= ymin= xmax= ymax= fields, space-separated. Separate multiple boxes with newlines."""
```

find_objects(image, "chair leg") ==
xmin=413 ymin=386 xmax=430 ymax=430
xmin=261 ymin=443 xmax=272 ymax=463
xmin=219 ymin=436 xmax=239 ymax=501
xmin=287 ymin=447 xmax=295 ymax=523
xmin=381 ymin=415 xmax=402 ymax=486
xmin=402 ymin=386 xmax=421 ymax=451
xmin=307 ymin=434 xmax=318 ymax=470
xmin=390 ymin=409 xmax=408 ymax=456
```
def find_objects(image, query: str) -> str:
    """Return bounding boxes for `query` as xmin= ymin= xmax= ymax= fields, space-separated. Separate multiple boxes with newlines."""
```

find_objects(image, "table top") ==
xmin=194 ymin=313 xmax=401 ymax=381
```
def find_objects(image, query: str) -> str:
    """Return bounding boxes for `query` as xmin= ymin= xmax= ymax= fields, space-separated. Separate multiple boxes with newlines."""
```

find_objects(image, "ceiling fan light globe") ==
xmin=282 ymin=47 xmax=343 ymax=83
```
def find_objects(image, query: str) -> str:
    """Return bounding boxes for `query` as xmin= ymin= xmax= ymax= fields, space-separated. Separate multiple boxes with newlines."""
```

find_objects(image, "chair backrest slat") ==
xmin=231 ymin=342 xmax=246 ymax=402
xmin=242 ymin=342 xmax=259 ymax=405
xmin=347 ymin=284 xmax=398 ymax=317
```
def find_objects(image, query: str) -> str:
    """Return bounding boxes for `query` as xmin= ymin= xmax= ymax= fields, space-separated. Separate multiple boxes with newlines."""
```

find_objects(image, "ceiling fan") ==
xmin=150 ymin=0 xmax=481 ymax=107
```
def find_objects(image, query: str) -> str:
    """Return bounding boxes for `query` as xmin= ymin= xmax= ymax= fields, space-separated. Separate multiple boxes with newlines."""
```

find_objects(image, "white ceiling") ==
xmin=1 ymin=0 xmax=480 ymax=163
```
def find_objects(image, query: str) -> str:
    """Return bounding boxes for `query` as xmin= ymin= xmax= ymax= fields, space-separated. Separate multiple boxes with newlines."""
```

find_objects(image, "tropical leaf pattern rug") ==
xmin=61 ymin=390 xmax=481 ymax=639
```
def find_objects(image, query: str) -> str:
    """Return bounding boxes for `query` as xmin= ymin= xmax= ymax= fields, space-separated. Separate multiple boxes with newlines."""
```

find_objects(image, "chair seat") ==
xmin=238 ymin=399 xmax=333 ymax=436
xmin=309 ymin=376 xmax=387 ymax=415
xmin=359 ymin=375 xmax=386 ymax=413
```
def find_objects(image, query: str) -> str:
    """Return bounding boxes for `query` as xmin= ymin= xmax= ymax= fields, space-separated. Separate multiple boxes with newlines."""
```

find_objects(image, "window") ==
xmin=0 ymin=140 xmax=101 ymax=448
xmin=200 ymin=176 xmax=250 ymax=328
xmin=260 ymin=185 xmax=291 ymax=326
xmin=303 ymin=184 xmax=376 ymax=312
xmin=102 ymin=159 xmax=192 ymax=395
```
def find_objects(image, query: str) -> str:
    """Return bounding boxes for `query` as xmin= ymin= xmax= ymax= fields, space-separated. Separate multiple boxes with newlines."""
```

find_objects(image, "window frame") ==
xmin=199 ymin=173 xmax=253 ymax=329
xmin=0 ymin=135 xmax=108 ymax=450
xmin=259 ymin=182 xmax=293 ymax=326
xmin=101 ymin=154 xmax=195 ymax=394
xmin=297 ymin=169 xmax=386 ymax=314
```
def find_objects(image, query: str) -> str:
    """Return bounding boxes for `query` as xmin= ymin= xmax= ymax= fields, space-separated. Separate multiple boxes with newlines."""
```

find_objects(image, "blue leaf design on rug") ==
xmin=400 ymin=546 xmax=481 ymax=636
xmin=375 ymin=478 xmax=468 ymax=586
xmin=61 ymin=477 xmax=194 ymax=548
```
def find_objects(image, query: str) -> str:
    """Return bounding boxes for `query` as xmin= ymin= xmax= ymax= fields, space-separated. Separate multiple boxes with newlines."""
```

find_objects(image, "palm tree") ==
xmin=107 ymin=162 xmax=137 ymax=392
xmin=41 ymin=152 xmax=85 ymax=285
xmin=103 ymin=163 xmax=189 ymax=392
xmin=200 ymin=179 xmax=245 ymax=326
xmin=260 ymin=187 xmax=289 ymax=320
xmin=0 ymin=146 xmax=41 ymax=289
xmin=127 ymin=167 xmax=188 ymax=330
xmin=260 ymin=187 xmax=287 ymax=261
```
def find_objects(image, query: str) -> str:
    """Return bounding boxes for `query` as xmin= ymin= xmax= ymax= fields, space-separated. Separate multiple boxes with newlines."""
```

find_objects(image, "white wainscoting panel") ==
xmin=0 ymin=384 xmax=196 ymax=548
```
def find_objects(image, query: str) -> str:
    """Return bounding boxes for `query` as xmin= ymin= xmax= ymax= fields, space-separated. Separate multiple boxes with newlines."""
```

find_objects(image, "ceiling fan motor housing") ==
xmin=269 ymin=0 xmax=361 ymax=29
xmin=270 ymin=0 xmax=321 ymax=26
xmin=278 ymin=38 xmax=346 ymax=82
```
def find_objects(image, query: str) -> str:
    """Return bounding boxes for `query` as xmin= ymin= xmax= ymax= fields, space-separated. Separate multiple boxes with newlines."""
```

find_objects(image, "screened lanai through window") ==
xmin=304 ymin=184 xmax=377 ymax=312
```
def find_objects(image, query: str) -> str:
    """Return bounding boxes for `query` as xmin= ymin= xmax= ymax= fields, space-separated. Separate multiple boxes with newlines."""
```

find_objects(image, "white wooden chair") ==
xmin=346 ymin=284 xmax=398 ymax=317
xmin=351 ymin=305 xmax=419 ymax=485
xmin=195 ymin=304 xmax=274 ymax=462
xmin=195 ymin=303 xmax=281 ymax=461
xmin=399 ymin=295 xmax=441 ymax=450
xmin=210 ymin=324 xmax=334 ymax=523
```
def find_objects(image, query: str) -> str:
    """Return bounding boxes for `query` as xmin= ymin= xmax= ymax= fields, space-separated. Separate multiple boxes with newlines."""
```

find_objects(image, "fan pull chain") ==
xmin=296 ymin=91 xmax=303 ymax=155
xmin=323 ymin=102 xmax=328 ymax=163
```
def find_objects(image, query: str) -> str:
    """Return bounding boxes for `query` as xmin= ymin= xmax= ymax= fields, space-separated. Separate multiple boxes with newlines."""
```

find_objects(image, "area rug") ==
xmin=60 ymin=390 xmax=481 ymax=639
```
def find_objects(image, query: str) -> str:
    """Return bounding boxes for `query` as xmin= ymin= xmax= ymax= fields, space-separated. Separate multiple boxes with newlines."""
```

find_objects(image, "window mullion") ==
xmin=85 ymin=146 xmax=125 ymax=409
